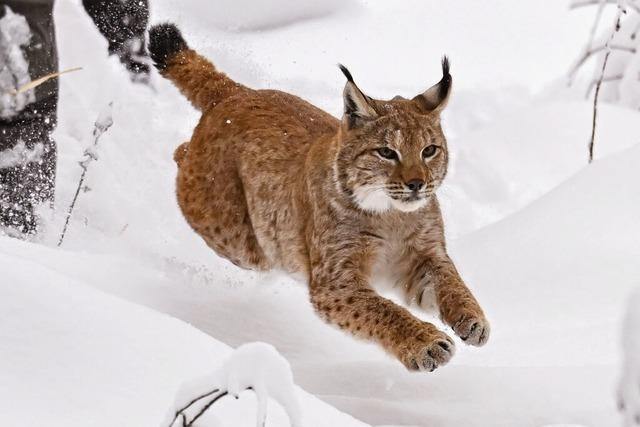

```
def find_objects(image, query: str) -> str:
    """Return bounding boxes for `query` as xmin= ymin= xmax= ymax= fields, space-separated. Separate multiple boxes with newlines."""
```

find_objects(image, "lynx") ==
xmin=148 ymin=23 xmax=489 ymax=372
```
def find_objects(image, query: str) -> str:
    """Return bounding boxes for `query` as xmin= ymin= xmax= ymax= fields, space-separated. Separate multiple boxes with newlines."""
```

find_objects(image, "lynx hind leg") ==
xmin=310 ymin=282 xmax=455 ymax=372
xmin=175 ymin=146 xmax=270 ymax=271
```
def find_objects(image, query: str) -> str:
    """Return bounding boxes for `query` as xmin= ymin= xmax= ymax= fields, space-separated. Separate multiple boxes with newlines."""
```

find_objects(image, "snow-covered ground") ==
xmin=1 ymin=0 xmax=638 ymax=426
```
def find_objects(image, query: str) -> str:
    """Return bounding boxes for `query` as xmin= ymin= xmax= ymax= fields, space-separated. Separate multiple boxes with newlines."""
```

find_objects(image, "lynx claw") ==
xmin=454 ymin=316 xmax=490 ymax=346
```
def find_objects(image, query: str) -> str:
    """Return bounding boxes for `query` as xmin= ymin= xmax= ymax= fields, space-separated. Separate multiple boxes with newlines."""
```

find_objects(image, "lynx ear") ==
xmin=339 ymin=64 xmax=378 ymax=127
xmin=412 ymin=56 xmax=452 ymax=114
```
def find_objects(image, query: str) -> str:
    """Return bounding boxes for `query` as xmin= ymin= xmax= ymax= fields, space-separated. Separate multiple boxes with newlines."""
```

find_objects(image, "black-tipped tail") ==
xmin=148 ymin=23 xmax=188 ymax=71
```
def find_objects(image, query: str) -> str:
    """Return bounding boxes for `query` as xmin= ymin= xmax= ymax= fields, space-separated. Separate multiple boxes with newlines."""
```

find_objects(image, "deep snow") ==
xmin=1 ymin=0 xmax=638 ymax=426
xmin=0 ymin=240 xmax=368 ymax=426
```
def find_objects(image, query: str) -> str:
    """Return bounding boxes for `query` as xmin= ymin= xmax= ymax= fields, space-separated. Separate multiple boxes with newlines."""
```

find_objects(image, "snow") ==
xmin=0 ymin=0 xmax=637 ymax=426
xmin=0 ymin=238 xmax=367 ymax=427
xmin=442 ymin=100 xmax=640 ymax=235
xmin=619 ymin=288 xmax=640 ymax=427
xmin=162 ymin=0 xmax=355 ymax=32
xmin=0 ymin=6 xmax=35 ymax=119
xmin=0 ymin=140 xmax=44 ymax=169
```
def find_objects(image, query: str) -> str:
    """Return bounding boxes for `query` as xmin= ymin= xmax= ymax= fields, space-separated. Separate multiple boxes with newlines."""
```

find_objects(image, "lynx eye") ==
xmin=376 ymin=147 xmax=398 ymax=160
xmin=422 ymin=145 xmax=438 ymax=159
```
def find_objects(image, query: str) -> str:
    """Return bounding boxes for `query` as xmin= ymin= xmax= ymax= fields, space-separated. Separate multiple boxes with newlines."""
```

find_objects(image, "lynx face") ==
xmin=335 ymin=61 xmax=452 ymax=213
xmin=337 ymin=110 xmax=449 ymax=213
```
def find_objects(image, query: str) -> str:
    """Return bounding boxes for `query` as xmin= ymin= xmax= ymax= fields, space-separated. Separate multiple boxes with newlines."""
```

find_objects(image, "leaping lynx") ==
xmin=148 ymin=23 xmax=489 ymax=372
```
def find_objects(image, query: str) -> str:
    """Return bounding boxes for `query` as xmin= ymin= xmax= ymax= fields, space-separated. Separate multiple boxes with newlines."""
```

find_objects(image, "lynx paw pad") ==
xmin=454 ymin=316 xmax=490 ymax=346
xmin=407 ymin=336 xmax=456 ymax=372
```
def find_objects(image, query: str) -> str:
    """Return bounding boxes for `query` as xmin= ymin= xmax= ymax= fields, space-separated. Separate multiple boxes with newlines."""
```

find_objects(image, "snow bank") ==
xmin=441 ymin=100 xmax=640 ymax=235
xmin=0 ymin=238 xmax=226 ymax=426
xmin=0 ymin=237 xmax=370 ymax=427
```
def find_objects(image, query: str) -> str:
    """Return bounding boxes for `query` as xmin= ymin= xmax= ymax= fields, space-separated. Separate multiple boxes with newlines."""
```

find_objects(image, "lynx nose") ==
xmin=406 ymin=179 xmax=425 ymax=192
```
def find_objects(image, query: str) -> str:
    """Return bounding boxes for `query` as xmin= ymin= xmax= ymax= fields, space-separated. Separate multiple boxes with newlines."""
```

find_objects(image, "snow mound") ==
xmin=441 ymin=100 xmax=640 ymax=235
xmin=167 ymin=342 xmax=301 ymax=427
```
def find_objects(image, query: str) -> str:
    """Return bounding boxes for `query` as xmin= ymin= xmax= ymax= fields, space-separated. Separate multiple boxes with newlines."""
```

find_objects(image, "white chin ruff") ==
xmin=354 ymin=186 xmax=428 ymax=213
xmin=353 ymin=186 xmax=392 ymax=213
xmin=390 ymin=197 xmax=427 ymax=212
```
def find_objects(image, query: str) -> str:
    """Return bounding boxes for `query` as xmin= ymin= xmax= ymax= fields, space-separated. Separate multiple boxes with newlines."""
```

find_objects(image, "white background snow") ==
xmin=1 ymin=0 xmax=639 ymax=426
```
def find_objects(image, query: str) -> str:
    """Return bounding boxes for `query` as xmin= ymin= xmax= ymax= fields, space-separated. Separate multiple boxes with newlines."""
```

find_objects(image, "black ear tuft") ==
xmin=148 ymin=23 xmax=188 ymax=71
xmin=340 ymin=64 xmax=377 ymax=127
xmin=441 ymin=56 xmax=451 ymax=79
xmin=411 ymin=56 xmax=453 ymax=113
xmin=338 ymin=64 xmax=354 ymax=83
xmin=439 ymin=56 xmax=452 ymax=99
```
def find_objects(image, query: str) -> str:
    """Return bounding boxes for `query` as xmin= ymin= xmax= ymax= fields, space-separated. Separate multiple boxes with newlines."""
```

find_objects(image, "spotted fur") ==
xmin=149 ymin=23 xmax=490 ymax=371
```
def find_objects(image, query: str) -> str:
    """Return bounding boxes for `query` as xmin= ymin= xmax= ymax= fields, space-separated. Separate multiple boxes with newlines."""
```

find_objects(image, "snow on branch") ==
xmin=0 ymin=140 xmax=44 ymax=169
xmin=568 ymin=0 xmax=639 ymax=162
xmin=165 ymin=343 xmax=303 ymax=427
xmin=0 ymin=6 xmax=35 ymax=119
xmin=58 ymin=102 xmax=114 ymax=246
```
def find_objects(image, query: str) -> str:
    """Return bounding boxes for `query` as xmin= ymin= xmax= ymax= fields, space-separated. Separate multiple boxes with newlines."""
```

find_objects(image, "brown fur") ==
xmin=152 ymin=26 xmax=489 ymax=371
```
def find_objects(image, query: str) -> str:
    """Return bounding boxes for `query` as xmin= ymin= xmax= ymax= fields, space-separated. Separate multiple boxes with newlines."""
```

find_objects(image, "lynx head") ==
xmin=335 ymin=58 xmax=452 ymax=213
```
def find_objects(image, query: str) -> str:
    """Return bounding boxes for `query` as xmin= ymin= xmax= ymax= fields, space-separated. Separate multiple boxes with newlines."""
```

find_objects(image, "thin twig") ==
xmin=185 ymin=391 xmax=229 ymax=427
xmin=169 ymin=386 xmax=256 ymax=427
xmin=169 ymin=388 xmax=220 ymax=426
xmin=585 ymin=73 xmax=624 ymax=97
xmin=8 ymin=67 xmax=82 ymax=95
xmin=569 ymin=0 xmax=609 ymax=85
xmin=569 ymin=44 xmax=635 ymax=81
xmin=58 ymin=103 xmax=113 ymax=246
xmin=589 ymin=2 xmax=625 ymax=163
xmin=589 ymin=51 xmax=612 ymax=162
xmin=571 ymin=0 xmax=640 ymax=14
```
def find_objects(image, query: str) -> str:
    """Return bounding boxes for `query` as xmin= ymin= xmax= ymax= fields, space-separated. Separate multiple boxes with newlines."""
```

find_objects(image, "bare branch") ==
xmin=168 ymin=387 xmax=258 ymax=427
xmin=186 ymin=391 xmax=229 ymax=427
xmin=569 ymin=0 xmax=608 ymax=84
xmin=571 ymin=0 xmax=640 ymax=14
xmin=584 ymin=73 xmax=624 ymax=97
xmin=589 ymin=3 xmax=625 ymax=163
xmin=57 ymin=102 xmax=114 ymax=246
xmin=569 ymin=44 xmax=636 ymax=81
xmin=168 ymin=388 xmax=220 ymax=427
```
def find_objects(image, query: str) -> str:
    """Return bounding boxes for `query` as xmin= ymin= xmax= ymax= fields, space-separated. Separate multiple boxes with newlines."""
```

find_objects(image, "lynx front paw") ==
xmin=453 ymin=313 xmax=490 ymax=346
xmin=401 ymin=331 xmax=456 ymax=372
